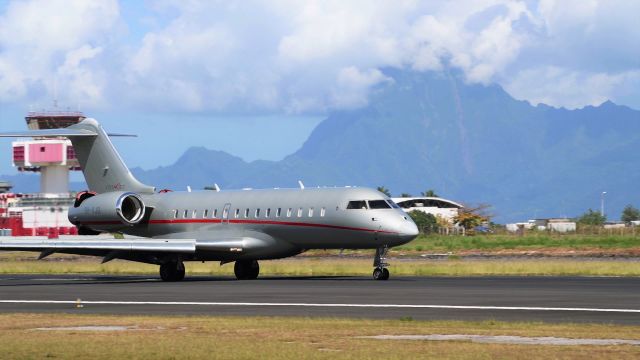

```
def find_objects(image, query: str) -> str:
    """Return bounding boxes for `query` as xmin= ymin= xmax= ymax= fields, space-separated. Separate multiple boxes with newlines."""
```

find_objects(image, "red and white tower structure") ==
xmin=11 ymin=111 xmax=85 ymax=194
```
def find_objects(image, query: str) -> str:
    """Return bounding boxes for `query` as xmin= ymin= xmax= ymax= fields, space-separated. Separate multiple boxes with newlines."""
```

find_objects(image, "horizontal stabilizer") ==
xmin=106 ymin=133 xmax=137 ymax=137
xmin=0 ymin=129 xmax=97 ymax=138
xmin=0 ymin=238 xmax=196 ymax=253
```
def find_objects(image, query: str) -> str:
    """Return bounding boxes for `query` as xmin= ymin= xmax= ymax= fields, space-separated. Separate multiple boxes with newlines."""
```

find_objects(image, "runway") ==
xmin=1 ymin=275 xmax=639 ymax=324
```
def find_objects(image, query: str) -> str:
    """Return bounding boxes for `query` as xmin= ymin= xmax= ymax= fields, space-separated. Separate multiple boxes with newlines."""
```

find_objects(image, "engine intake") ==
xmin=68 ymin=192 xmax=146 ymax=230
xmin=116 ymin=193 xmax=145 ymax=224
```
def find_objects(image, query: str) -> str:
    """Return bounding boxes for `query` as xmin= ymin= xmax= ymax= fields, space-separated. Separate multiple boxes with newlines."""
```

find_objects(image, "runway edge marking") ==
xmin=1 ymin=300 xmax=640 ymax=313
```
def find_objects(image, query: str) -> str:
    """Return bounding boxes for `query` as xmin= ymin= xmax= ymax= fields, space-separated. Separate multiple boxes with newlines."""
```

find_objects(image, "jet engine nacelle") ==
xmin=68 ymin=191 xmax=146 ymax=231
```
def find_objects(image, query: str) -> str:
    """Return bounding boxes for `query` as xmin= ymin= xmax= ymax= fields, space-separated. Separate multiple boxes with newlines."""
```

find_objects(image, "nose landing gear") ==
xmin=373 ymin=246 xmax=390 ymax=280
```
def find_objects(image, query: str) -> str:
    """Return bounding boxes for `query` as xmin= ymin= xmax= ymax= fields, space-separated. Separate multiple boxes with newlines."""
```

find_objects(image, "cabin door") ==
xmin=222 ymin=203 xmax=231 ymax=224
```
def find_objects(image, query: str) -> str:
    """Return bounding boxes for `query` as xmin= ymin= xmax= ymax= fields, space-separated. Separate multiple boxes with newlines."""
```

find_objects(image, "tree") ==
xmin=453 ymin=203 xmax=492 ymax=230
xmin=454 ymin=211 xmax=486 ymax=230
xmin=621 ymin=205 xmax=640 ymax=223
xmin=421 ymin=189 xmax=438 ymax=197
xmin=407 ymin=210 xmax=438 ymax=233
xmin=399 ymin=193 xmax=412 ymax=197
xmin=376 ymin=186 xmax=391 ymax=197
xmin=576 ymin=209 xmax=606 ymax=225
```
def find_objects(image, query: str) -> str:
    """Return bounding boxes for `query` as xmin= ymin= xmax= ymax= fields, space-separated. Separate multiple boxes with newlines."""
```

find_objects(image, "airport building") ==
xmin=0 ymin=111 xmax=85 ymax=236
xmin=391 ymin=196 xmax=463 ymax=222
xmin=506 ymin=218 xmax=577 ymax=233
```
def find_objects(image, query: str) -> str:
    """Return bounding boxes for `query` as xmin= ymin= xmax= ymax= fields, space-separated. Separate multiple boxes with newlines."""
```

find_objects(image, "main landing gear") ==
xmin=234 ymin=260 xmax=260 ymax=280
xmin=373 ymin=246 xmax=390 ymax=280
xmin=160 ymin=260 xmax=185 ymax=282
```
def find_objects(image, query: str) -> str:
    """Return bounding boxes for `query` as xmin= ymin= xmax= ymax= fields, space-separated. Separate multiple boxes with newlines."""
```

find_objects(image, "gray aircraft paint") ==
xmin=0 ymin=119 xmax=418 ymax=275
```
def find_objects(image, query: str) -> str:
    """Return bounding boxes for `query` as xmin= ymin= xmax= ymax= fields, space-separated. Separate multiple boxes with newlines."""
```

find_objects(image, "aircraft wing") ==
xmin=0 ymin=237 xmax=196 ymax=263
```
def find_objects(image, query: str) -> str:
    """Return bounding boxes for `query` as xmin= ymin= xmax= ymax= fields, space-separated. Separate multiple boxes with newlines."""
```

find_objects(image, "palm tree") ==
xmin=376 ymin=186 xmax=391 ymax=197
xmin=421 ymin=189 xmax=438 ymax=197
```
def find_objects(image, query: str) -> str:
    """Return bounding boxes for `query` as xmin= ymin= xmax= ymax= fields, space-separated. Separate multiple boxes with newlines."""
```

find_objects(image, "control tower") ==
xmin=11 ymin=111 xmax=85 ymax=194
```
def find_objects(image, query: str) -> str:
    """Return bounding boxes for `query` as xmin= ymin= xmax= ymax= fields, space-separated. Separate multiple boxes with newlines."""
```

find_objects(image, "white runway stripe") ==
xmin=0 ymin=300 xmax=639 ymax=313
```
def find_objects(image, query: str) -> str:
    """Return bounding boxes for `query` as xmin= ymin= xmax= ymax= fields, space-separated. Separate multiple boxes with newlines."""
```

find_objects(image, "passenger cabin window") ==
xmin=368 ymin=200 xmax=392 ymax=209
xmin=287 ymin=208 xmax=292 ymax=217
xmin=203 ymin=209 xmax=209 ymax=218
xmin=234 ymin=209 xmax=240 ymax=218
xmin=255 ymin=208 xmax=261 ymax=217
xmin=308 ymin=207 xmax=314 ymax=217
xmin=320 ymin=207 xmax=326 ymax=217
xmin=213 ymin=209 xmax=218 ymax=218
xmin=183 ymin=210 xmax=188 ymax=218
xmin=192 ymin=210 xmax=197 ymax=219
xmin=297 ymin=207 xmax=303 ymax=217
xmin=266 ymin=208 xmax=271 ymax=218
xmin=347 ymin=201 xmax=368 ymax=210
xmin=244 ymin=208 xmax=250 ymax=218
xmin=276 ymin=208 xmax=282 ymax=217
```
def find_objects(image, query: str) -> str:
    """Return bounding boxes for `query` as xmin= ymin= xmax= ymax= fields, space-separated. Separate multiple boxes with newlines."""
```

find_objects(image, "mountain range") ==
xmin=5 ymin=69 xmax=640 ymax=223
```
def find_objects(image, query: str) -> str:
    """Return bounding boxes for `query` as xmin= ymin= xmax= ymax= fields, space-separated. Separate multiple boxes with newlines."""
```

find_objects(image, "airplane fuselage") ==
xmin=77 ymin=187 xmax=418 ymax=262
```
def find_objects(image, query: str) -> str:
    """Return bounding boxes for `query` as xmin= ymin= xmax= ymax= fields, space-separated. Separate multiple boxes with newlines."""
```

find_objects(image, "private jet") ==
xmin=0 ymin=119 xmax=418 ymax=281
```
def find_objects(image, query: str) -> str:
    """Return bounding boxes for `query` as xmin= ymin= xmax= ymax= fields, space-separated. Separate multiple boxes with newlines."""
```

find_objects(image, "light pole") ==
xmin=601 ymin=191 xmax=607 ymax=217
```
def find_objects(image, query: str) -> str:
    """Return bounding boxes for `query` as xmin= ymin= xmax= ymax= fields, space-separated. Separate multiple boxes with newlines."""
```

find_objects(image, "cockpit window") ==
xmin=386 ymin=200 xmax=400 ymax=209
xmin=347 ymin=200 xmax=368 ymax=209
xmin=368 ymin=200 xmax=391 ymax=209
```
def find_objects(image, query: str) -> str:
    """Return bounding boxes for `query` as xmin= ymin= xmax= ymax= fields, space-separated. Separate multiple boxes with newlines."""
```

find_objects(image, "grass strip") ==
xmin=2 ymin=255 xmax=640 ymax=277
xmin=0 ymin=313 xmax=639 ymax=359
xmin=396 ymin=233 xmax=640 ymax=252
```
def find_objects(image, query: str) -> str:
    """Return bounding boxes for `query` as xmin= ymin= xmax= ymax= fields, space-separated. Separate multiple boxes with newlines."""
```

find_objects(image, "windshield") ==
xmin=386 ymin=200 xmax=400 ymax=209
xmin=347 ymin=199 xmax=397 ymax=210
xmin=368 ymin=200 xmax=391 ymax=209
xmin=347 ymin=200 xmax=368 ymax=209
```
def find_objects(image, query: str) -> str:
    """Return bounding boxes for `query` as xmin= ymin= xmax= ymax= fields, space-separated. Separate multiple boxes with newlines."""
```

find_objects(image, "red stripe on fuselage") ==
xmin=77 ymin=218 xmax=397 ymax=234
xmin=150 ymin=218 xmax=396 ymax=234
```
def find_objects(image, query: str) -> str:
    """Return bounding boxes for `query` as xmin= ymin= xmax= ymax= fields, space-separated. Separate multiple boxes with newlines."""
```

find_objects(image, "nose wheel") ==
xmin=373 ymin=246 xmax=390 ymax=280
xmin=373 ymin=267 xmax=389 ymax=280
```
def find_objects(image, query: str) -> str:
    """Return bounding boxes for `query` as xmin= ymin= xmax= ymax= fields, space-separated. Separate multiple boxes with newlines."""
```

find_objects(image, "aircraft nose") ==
xmin=397 ymin=218 xmax=419 ymax=244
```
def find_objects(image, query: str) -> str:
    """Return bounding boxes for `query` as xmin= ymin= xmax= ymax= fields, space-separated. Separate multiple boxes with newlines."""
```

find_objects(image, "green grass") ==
xmin=1 ymin=313 xmax=639 ymax=359
xmin=396 ymin=233 xmax=640 ymax=252
xmin=2 ymin=255 xmax=640 ymax=277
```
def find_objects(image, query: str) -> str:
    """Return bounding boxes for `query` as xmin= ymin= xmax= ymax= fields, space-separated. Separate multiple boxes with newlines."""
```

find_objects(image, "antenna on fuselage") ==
xmin=298 ymin=180 xmax=305 ymax=190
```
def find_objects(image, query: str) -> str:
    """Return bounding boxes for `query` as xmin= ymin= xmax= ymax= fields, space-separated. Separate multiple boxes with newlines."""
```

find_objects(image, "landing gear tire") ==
xmin=373 ymin=267 xmax=390 ymax=280
xmin=160 ymin=261 xmax=185 ymax=282
xmin=372 ymin=246 xmax=390 ymax=280
xmin=234 ymin=260 xmax=260 ymax=280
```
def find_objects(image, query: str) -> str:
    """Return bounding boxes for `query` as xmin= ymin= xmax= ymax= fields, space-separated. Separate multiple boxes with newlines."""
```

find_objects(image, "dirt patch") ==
xmin=361 ymin=334 xmax=640 ymax=346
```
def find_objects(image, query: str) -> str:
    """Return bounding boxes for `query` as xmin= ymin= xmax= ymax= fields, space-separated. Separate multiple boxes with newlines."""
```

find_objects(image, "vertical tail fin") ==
xmin=0 ymin=118 xmax=155 ymax=194
xmin=67 ymin=119 xmax=155 ymax=194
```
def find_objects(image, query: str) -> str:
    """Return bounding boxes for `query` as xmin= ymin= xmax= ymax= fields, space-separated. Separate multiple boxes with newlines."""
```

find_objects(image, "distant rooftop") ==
xmin=25 ymin=110 xmax=86 ymax=130
xmin=0 ymin=181 xmax=12 ymax=193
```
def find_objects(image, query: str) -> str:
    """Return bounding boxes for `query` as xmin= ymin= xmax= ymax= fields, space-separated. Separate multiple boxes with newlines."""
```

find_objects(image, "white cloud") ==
xmin=0 ymin=0 xmax=119 ymax=107
xmin=0 ymin=0 xmax=638 ymax=113
xmin=330 ymin=67 xmax=392 ymax=109
xmin=504 ymin=67 xmax=640 ymax=109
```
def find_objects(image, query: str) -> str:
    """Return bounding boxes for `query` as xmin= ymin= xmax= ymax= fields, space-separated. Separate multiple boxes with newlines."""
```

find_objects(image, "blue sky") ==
xmin=1 ymin=0 xmax=639 ymax=175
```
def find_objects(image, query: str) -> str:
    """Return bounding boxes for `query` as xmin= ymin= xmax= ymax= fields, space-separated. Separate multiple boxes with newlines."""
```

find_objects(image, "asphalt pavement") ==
xmin=0 ymin=275 xmax=638 ymax=324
